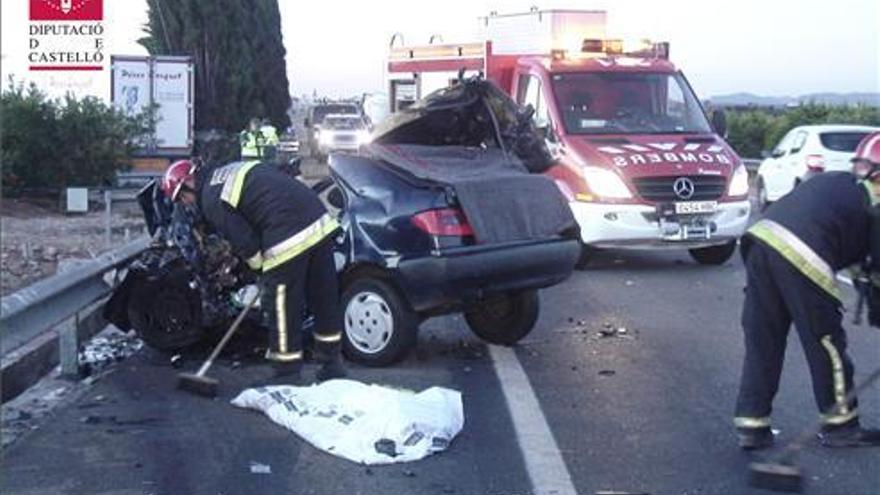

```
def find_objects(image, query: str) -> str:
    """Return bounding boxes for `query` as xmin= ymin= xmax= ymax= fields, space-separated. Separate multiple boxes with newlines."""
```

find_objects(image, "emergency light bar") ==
xmin=554 ymin=38 xmax=670 ymax=61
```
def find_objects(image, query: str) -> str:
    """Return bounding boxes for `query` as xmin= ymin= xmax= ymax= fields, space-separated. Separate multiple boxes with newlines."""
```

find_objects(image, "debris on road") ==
xmin=79 ymin=328 xmax=143 ymax=376
xmin=170 ymin=355 xmax=183 ymax=368
xmin=231 ymin=379 xmax=463 ymax=464
xmin=598 ymin=370 xmax=616 ymax=376
xmin=249 ymin=462 xmax=272 ymax=474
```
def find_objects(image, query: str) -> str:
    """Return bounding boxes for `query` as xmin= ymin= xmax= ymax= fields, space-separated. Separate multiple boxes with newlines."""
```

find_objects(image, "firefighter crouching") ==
xmin=162 ymin=159 xmax=346 ymax=384
xmin=734 ymin=132 xmax=880 ymax=449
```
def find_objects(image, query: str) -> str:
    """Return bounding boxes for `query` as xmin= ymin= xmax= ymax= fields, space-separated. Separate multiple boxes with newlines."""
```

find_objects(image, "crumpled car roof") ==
xmin=371 ymin=78 xmax=555 ymax=174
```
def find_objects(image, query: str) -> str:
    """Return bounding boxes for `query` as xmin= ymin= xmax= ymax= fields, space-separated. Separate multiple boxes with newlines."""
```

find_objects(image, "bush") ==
xmin=727 ymin=104 xmax=880 ymax=158
xmin=1 ymin=79 xmax=154 ymax=192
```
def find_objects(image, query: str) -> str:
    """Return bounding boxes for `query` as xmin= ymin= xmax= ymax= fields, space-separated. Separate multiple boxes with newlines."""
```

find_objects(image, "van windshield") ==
xmin=551 ymin=72 xmax=712 ymax=135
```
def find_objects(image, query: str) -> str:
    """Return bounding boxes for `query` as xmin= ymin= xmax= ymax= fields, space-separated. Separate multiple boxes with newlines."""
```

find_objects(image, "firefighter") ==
xmin=161 ymin=159 xmax=346 ymax=383
xmin=734 ymin=132 xmax=880 ymax=450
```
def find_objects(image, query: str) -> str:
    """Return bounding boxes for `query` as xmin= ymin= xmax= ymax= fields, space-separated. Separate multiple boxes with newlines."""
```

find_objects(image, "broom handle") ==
xmin=777 ymin=365 xmax=880 ymax=462
xmin=196 ymin=288 xmax=261 ymax=377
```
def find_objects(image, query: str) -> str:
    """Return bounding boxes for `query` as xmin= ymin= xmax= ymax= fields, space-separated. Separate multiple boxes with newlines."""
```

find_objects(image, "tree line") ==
xmin=725 ymin=104 xmax=880 ymax=159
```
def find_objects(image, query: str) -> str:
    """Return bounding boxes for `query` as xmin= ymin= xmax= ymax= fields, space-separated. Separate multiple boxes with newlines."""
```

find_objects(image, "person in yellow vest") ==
xmin=240 ymin=118 xmax=265 ymax=160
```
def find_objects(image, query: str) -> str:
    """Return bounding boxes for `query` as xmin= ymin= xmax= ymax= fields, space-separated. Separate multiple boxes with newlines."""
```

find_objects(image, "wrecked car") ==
xmin=328 ymin=77 xmax=580 ymax=365
xmin=106 ymin=79 xmax=579 ymax=366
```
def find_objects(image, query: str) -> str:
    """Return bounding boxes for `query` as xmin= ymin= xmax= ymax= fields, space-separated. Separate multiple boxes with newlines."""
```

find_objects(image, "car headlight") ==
xmin=356 ymin=130 xmax=371 ymax=144
xmin=582 ymin=166 xmax=632 ymax=199
xmin=728 ymin=164 xmax=749 ymax=197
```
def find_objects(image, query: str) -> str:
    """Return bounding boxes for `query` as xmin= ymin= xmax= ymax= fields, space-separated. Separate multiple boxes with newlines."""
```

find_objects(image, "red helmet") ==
xmin=162 ymin=160 xmax=196 ymax=201
xmin=852 ymin=132 xmax=880 ymax=179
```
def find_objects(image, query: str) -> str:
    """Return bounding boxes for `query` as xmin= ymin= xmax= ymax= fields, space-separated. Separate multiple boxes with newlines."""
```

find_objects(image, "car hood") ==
xmin=565 ymin=134 xmax=741 ymax=179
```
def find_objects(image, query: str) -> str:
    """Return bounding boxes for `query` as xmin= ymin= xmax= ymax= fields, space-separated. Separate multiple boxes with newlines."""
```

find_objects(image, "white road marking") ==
xmin=489 ymin=345 xmax=578 ymax=495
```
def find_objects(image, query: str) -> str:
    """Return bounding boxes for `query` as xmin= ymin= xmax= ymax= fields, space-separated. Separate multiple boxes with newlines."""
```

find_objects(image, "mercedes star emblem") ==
xmin=673 ymin=177 xmax=695 ymax=200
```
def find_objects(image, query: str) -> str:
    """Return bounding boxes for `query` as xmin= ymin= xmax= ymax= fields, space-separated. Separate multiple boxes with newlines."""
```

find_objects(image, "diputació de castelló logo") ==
xmin=29 ymin=0 xmax=105 ymax=70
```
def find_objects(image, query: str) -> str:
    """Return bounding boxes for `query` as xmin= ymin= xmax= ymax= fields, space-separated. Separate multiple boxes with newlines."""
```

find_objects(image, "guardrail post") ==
xmin=59 ymin=312 xmax=81 ymax=378
xmin=104 ymin=189 xmax=112 ymax=247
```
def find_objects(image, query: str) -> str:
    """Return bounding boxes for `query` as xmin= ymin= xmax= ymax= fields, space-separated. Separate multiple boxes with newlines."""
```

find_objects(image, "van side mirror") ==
xmin=710 ymin=109 xmax=728 ymax=139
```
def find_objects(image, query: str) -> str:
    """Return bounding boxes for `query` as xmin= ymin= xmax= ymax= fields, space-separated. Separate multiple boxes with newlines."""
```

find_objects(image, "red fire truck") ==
xmin=386 ymin=9 xmax=751 ymax=266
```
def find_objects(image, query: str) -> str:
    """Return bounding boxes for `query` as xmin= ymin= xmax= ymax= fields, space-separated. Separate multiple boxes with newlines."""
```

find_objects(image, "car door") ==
xmin=762 ymin=130 xmax=797 ymax=198
xmin=786 ymin=129 xmax=809 ymax=181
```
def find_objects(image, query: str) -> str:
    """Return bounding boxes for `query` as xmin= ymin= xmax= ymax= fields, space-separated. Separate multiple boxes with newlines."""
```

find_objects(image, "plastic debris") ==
xmin=79 ymin=329 xmax=143 ymax=375
xmin=249 ymin=462 xmax=271 ymax=474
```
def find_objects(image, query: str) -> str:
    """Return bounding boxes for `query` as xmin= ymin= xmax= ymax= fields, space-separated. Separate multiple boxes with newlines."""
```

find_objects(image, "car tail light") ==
xmin=805 ymin=154 xmax=825 ymax=172
xmin=412 ymin=208 xmax=474 ymax=237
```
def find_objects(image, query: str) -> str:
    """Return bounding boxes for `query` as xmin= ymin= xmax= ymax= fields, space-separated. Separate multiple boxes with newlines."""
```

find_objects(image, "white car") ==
xmin=756 ymin=124 xmax=879 ymax=210
xmin=316 ymin=114 xmax=371 ymax=160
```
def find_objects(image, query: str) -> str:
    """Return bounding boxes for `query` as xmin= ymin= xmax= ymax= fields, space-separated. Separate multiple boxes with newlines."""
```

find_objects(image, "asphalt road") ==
xmin=2 ymin=162 xmax=879 ymax=494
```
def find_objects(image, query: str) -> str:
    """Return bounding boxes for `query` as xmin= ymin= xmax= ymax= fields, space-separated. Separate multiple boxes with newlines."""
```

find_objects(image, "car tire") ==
xmin=464 ymin=290 xmax=540 ymax=346
xmin=341 ymin=277 xmax=417 ymax=367
xmin=574 ymin=243 xmax=596 ymax=270
xmin=127 ymin=271 xmax=205 ymax=351
xmin=757 ymin=177 xmax=772 ymax=212
xmin=689 ymin=240 xmax=737 ymax=265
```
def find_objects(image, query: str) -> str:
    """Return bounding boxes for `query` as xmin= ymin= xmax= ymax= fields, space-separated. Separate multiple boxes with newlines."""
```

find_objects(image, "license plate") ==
xmin=674 ymin=201 xmax=717 ymax=215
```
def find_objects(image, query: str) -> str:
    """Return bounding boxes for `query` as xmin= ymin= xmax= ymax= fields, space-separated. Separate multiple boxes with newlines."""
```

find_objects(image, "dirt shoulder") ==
xmin=1 ymin=197 xmax=146 ymax=296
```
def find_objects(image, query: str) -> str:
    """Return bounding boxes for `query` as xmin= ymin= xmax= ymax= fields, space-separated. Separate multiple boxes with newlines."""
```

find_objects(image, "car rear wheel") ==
xmin=689 ymin=240 xmax=737 ymax=265
xmin=341 ymin=278 xmax=417 ymax=367
xmin=464 ymin=290 xmax=540 ymax=346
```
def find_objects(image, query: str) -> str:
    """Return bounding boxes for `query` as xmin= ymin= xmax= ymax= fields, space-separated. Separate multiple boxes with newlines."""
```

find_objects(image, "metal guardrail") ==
xmin=1 ymin=237 xmax=150 ymax=373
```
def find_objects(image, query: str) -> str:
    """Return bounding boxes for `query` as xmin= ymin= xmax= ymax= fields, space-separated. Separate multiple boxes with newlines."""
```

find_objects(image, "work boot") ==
xmin=819 ymin=422 xmax=880 ymax=448
xmin=737 ymin=427 xmax=775 ymax=451
xmin=315 ymin=358 xmax=347 ymax=383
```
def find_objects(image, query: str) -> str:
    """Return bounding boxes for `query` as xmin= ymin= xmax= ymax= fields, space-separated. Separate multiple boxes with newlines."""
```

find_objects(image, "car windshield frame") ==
xmin=550 ymin=71 xmax=713 ymax=135
xmin=312 ymin=105 xmax=359 ymax=124
xmin=324 ymin=116 xmax=365 ymax=130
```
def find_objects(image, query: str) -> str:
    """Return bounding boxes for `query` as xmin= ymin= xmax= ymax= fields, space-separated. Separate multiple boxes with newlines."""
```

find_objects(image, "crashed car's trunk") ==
xmin=367 ymin=78 xmax=577 ymax=244
xmin=328 ymin=78 xmax=579 ymax=366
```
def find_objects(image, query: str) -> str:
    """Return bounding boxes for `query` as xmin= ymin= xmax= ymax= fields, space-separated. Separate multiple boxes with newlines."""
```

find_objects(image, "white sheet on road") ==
xmin=231 ymin=379 xmax=464 ymax=465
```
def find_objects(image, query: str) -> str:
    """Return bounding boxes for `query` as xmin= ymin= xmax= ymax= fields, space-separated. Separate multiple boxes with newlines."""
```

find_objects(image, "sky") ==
xmin=2 ymin=0 xmax=878 ymax=101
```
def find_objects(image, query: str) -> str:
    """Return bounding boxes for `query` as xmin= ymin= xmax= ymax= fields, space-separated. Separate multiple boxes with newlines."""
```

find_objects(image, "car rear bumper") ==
xmin=572 ymin=199 xmax=751 ymax=249
xmin=396 ymin=238 xmax=579 ymax=312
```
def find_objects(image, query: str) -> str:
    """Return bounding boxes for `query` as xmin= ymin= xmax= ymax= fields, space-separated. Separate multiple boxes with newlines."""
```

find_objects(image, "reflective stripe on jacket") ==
xmin=748 ymin=219 xmax=842 ymax=302
xmin=198 ymin=162 xmax=336 ymax=272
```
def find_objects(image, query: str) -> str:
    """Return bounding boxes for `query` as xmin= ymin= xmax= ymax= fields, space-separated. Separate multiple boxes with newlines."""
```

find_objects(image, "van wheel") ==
xmin=341 ymin=278 xmax=417 ymax=367
xmin=689 ymin=241 xmax=737 ymax=265
xmin=574 ymin=243 xmax=596 ymax=270
xmin=465 ymin=291 xmax=539 ymax=345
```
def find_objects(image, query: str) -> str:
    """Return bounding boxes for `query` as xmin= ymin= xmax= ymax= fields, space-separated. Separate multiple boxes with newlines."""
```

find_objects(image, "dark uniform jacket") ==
xmin=745 ymin=172 xmax=880 ymax=301
xmin=196 ymin=161 xmax=338 ymax=272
